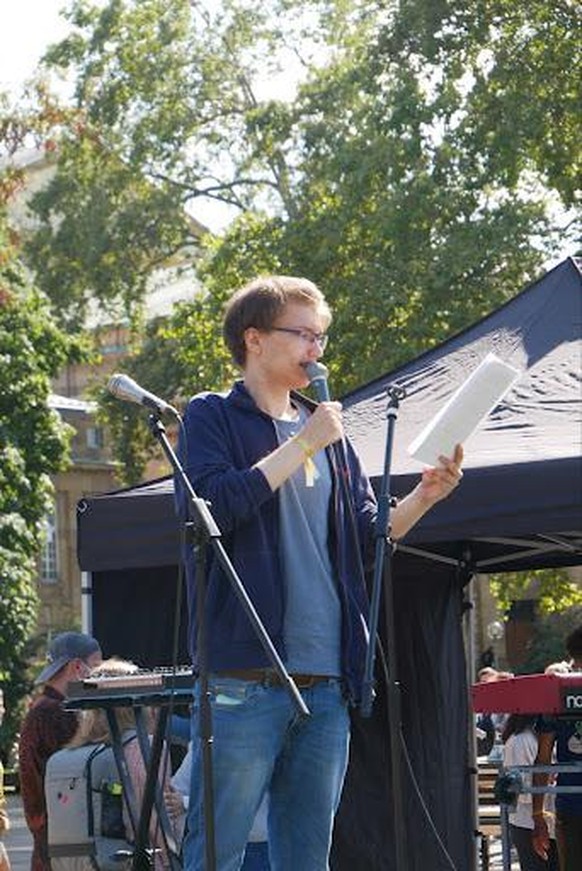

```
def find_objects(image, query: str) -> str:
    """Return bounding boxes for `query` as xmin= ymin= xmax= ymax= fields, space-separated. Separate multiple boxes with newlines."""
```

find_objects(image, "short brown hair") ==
xmin=223 ymin=275 xmax=331 ymax=367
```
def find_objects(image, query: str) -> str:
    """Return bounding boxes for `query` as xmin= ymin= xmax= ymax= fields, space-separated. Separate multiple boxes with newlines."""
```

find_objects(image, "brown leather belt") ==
xmin=215 ymin=669 xmax=330 ymax=690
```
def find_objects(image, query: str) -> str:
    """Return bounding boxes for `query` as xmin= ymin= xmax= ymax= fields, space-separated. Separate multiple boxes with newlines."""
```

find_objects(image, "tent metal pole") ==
xmin=81 ymin=570 xmax=93 ymax=635
xmin=463 ymin=569 xmax=481 ymax=871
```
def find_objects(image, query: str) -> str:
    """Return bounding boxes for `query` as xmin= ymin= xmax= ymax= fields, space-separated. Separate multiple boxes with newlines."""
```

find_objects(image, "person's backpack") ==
xmin=45 ymin=742 xmax=134 ymax=871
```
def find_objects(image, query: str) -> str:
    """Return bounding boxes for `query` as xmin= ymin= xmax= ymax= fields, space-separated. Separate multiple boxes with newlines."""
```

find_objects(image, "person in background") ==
xmin=0 ymin=688 xmax=11 ymax=871
xmin=67 ymin=658 xmax=184 ymax=871
xmin=478 ymin=667 xmax=499 ymax=683
xmin=544 ymin=661 xmax=571 ymax=677
xmin=533 ymin=628 xmax=582 ymax=870
xmin=502 ymin=714 xmax=558 ymax=870
xmin=177 ymin=274 xmax=464 ymax=870
xmin=479 ymin=646 xmax=496 ymax=670
xmin=18 ymin=632 xmax=102 ymax=871
xmin=491 ymin=671 xmax=514 ymax=745
xmin=476 ymin=667 xmax=499 ymax=757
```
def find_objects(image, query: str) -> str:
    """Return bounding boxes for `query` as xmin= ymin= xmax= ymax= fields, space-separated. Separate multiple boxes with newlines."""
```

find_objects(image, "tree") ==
xmin=489 ymin=569 xmax=582 ymax=618
xmin=16 ymin=0 xmax=334 ymax=327
xmin=518 ymin=605 xmax=582 ymax=675
xmin=0 ymin=210 xmax=79 ymax=756
xmin=175 ymin=3 xmax=561 ymax=393
xmin=0 ymin=0 xmax=578 ymax=481
xmin=389 ymin=0 xmax=581 ymax=207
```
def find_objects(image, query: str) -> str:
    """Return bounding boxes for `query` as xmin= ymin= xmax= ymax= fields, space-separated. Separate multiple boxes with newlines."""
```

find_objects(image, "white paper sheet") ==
xmin=408 ymin=352 xmax=521 ymax=466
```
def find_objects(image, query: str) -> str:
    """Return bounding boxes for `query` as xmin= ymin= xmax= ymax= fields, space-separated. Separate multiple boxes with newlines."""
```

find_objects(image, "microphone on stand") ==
xmin=107 ymin=373 xmax=180 ymax=418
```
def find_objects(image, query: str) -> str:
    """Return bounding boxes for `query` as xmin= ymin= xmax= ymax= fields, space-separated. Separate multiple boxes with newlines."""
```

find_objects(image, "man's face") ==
xmin=246 ymin=301 xmax=329 ymax=390
xmin=69 ymin=649 xmax=103 ymax=681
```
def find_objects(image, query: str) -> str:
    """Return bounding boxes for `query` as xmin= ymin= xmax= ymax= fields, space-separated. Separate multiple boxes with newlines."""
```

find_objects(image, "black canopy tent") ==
xmin=77 ymin=256 xmax=582 ymax=870
xmin=341 ymin=255 xmax=582 ymax=572
xmin=333 ymin=255 xmax=581 ymax=869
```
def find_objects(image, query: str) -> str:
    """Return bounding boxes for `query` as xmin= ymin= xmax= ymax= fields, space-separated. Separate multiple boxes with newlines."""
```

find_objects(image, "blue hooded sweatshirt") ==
xmin=176 ymin=380 xmax=377 ymax=704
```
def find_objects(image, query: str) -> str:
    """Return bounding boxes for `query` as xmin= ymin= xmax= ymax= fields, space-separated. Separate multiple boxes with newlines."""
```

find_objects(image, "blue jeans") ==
xmin=183 ymin=676 xmax=350 ymax=871
xmin=241 ymin=842 xmax=270 ymax=871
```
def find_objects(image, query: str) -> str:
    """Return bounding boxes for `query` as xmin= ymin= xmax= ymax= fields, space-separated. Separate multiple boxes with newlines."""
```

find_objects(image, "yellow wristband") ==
xmin=294 ymin=436 xmax=314 ymax=458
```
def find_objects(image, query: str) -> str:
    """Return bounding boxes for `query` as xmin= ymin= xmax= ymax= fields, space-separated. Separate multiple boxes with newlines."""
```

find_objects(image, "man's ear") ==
xmin=244 ymin=326 xmax=263 ymax=358
xmin=68 ymin=658 xmax=85 ymax=678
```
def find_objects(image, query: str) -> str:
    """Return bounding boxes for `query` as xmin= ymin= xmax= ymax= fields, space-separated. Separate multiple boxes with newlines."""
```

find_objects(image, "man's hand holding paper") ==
xmin=418 ymin=443 xmax=464 ymax=505
xmin=408 ymin=353 xmax=521 ymax=467
xmin=390 ymin=443 xmax=464 ymax=540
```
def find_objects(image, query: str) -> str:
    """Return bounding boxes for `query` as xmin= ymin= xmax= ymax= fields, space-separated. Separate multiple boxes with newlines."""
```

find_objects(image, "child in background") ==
xmin=502 ymin=713 xmax=558 ymax=871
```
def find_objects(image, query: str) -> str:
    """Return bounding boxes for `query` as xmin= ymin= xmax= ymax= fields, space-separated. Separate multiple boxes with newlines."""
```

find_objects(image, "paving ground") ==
xmin=4 ymin=793 xmax=32 ymax=871
xmin=4 ymin=791 xmax=520 ymax=870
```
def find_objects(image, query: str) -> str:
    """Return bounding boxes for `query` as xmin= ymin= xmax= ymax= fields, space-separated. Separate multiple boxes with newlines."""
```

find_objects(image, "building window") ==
xmin=87 ymin=426 xmax=104 ymax=449
xmin=40 ymin=511 xmax=59 ymax=583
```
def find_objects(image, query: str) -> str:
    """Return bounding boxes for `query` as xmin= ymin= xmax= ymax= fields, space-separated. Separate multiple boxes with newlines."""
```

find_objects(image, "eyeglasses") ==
xmin=272 ymin=327 xmax=329 ymax=350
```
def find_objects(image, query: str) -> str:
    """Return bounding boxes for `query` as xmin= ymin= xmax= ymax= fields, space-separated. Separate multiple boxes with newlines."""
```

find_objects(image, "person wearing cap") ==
xmin=18 ymin=632 xmax=102 ymax=871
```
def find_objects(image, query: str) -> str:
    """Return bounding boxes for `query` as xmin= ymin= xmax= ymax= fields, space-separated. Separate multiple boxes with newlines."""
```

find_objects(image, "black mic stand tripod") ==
xmin=146 ymin=412 xmax=310 ymax=871
xmin=360 ymin=383 xmax=408 ymax=871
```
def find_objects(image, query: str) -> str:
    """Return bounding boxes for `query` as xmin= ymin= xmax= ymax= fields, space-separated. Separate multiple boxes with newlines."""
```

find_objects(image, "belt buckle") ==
xmin=294 ymin=675 xmax=317 ymax=690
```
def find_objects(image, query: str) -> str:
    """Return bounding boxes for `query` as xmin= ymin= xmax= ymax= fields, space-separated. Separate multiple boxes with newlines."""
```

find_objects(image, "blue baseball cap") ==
xmin=35 ymin=632 xmax=102 ymax=685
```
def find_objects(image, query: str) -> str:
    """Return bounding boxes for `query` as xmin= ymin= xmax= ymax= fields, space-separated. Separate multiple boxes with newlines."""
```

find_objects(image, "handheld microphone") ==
xmin=304 ymin=362 xmax=369 ymax=620
xmin=107 ymin=373 xmax=180 ymax=418
xmin=304 ymin=361 xmax=330 ymax=402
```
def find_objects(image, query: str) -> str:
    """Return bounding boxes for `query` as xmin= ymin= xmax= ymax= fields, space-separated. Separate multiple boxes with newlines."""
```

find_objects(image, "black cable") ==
xmin=374 ymin=639 xmax=459 ymax=871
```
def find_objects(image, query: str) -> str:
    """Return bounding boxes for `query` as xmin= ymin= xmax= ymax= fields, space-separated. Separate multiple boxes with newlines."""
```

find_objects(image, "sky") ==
xmin=0 ymin=0 xmax=71 ymax=95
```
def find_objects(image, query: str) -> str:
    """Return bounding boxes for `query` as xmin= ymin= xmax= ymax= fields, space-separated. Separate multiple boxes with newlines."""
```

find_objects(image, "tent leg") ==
xmin=463 ymin=567 xmax=481 ymax=871
xmin=81 ymin=570 xmax=93 ymax=635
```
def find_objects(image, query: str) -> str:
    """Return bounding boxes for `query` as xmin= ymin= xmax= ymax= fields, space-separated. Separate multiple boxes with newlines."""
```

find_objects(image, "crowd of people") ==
xmin=9 ymin=622 xmax=582 ymax=871
xmin=476 ymin=627 xmax=582 ymax=871
xmin=14 ymin=634 xmax=269 ymax=871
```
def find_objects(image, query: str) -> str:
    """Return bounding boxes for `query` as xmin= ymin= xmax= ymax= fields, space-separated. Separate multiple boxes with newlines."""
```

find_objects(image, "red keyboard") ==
xmin=471 ymin=673 xmax=582 ymax=715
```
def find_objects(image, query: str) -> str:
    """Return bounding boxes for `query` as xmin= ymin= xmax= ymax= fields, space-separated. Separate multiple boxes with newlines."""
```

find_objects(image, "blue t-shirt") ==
xmin=273 ymin=409 xmax=341 ymax=676
xmin=538 ymin=716 xmax=582 ymax=816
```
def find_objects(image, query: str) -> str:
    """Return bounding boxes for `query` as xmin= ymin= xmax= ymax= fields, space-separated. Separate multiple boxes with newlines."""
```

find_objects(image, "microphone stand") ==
xmin=146 ymin=413 xmax=310 ymax=871
xmin=360 ymin=384 xmax=408 ymax=871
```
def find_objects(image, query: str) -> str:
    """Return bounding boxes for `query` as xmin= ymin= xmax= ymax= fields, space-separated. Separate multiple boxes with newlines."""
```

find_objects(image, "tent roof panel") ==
xmin=343 ymin=257 xmax=581 ymax=475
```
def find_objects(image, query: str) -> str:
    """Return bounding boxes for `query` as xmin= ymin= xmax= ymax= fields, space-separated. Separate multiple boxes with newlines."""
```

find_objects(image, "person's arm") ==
xmin=18 ymin=714 xmax=47 ymax=834
xmin=390 ymin=444 xmax=464 ymax=540
xmin=532 ymin=731 xmax=555 ymax=859
xmin=256 ymin=401 xmax=343 ymax=491
xmin=181 ymin=392 xmax=462 ymax=536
